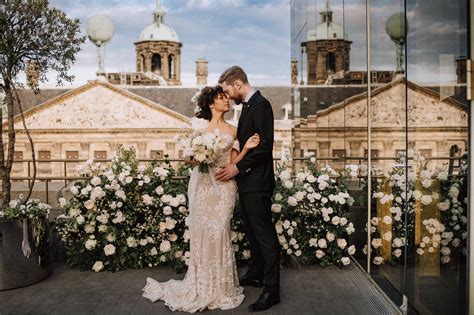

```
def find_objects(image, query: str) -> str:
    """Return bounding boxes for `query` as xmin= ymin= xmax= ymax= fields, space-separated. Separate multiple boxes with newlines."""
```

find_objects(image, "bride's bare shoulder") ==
xmin=226 ymin=123 xmax=237 ymax=138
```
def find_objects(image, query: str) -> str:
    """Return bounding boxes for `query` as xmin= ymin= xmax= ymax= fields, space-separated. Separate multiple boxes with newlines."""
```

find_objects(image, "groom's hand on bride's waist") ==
xmin=215 ymin=164 xmax=239 ymax=181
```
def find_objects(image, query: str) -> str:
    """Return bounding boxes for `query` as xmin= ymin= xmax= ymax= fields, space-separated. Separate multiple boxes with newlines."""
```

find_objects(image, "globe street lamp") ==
xmin=85 ymin=15 xmax=115 ymax=78
xmin=386 ymin=13 xmax=408 ymax=73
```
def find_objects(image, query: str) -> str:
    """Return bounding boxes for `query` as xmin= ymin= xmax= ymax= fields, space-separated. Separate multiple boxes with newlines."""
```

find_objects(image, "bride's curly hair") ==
xmin=195 ymin=85 xmax=224 ymax=121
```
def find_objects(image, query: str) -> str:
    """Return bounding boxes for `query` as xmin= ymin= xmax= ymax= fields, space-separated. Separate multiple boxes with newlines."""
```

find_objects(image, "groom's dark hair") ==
xmin=218 ymin=65 xmax=249 ymax=85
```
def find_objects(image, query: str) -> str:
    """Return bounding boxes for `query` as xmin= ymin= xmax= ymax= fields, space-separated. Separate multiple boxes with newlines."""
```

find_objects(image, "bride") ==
xmin=142 ymin=86 xmax=260 ymax=312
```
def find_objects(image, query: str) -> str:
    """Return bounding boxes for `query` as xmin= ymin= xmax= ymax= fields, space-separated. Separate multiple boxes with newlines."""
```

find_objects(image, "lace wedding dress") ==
xmin=142 ymin=123 xmax=245 ymax=313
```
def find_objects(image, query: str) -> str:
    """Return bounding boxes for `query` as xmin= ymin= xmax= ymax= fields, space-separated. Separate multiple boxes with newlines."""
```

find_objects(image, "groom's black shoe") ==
xmin=239 ymin=274 xmax=264 ymax=288
xmin=248 ymin=290 xmax=280 ymax=312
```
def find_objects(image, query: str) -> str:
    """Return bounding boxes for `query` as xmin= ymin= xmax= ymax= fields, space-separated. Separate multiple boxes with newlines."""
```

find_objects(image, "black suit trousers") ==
xmin=239 ymin=191 xmax=281 ymax=290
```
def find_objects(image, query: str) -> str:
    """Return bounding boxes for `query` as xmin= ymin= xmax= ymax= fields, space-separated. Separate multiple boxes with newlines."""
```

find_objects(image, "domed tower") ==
xmin=302 ymin=0 xmax=351 ymax=85
xmin=135 ymin=0 xmax=182 ymax=85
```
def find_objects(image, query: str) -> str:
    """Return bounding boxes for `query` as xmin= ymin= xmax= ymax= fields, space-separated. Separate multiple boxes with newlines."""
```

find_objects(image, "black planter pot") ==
xmin=0 ymin=218 xmax=51 ymax=290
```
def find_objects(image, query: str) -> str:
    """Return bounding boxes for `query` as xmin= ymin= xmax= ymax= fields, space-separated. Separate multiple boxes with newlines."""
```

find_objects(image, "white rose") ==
xmin=285 ymin=180 xmax=295 ymax=190
xmin=393 ymin=249 xmax=402 ymax=258
xmin=373 ymin=256 xmax=384 ymax=265
xmin=155 ymin=186 xmax=164 ymax=195
xmin=315 ymin=250 xmax=325 ymax=259
xmin=140 ymin=239 xmax=148 ymax=246
xmin=383 ymin=231 xmax=392 ymax=241
xmin=345 ymin=223 xmax=355 ymax=235
xmin=279 ymin=170 xmax=291 ymax=181
xmin=271 ymin=204 xmax=282 ymax=213
xmin=295 ymin=250 xmax=302 ymax=257
xmin=337 ymin=238 xmax=347 ymax=249
xmin=383 ymin=215 xmax=392 ymax=225
xmin=165 ymin=218 xmax=176 ymax=230
xmin=420 ymin=195 xmax=433 ymax=206
xmin=92 ymin=261 xmax=104 ymax=272
xmin=169 ymin=198 xmax=180 ymax=208
xmin=275 ymin=193 xmax=282 ymax=202
xmin=348 ymin=245 xmax=356 ymax=255
xmin=437 ymin=201 xmax=450 ymax=211
xmin=104 ymin=244 xmax=116 ymax=256
xmin=163 ymin=206 xmax=173 ymax=215
xmin=160 ymin=240 xmax=171 ymax=252
xmin=392 ymin=238 xmax=403 ymax=248
xmin=142 ymin=194 xmax=154 ymax=205
xmin=289 ymin=238 xmax=297 ymax=245
xmin=169 ymin=234 xmax=178 ymax=242
xmin=84 ymin=199 xmax=95 ymax=210
xmin=341 ymin=257 xmax=350 ymax=265
xmin=421 ymin=179 xmax=433 ymax=188
xmin=76 ymin=215 xmax=85 ymax=225
xmin=91 ymin=176 xmax=101 ymax=186
xmin=331 ymin=216 xmax=340 ymax=225
xmin=70 ymin=186 xmax=79 ymax=195
xmin=326 ymin=232 xmax=335 ymax=242
xmin=317 ymin=239 xmax=327 ymax=248
xmin=440 ymin=246 xmax=451 ymax=256
xmin=127 ymin=237 xmax=137 ymax=248
xmin=441 ymin=255 xmax=451 ymax=264
xmin=340 ymin=217 xmax=348 ymax=226
xmin=371 ymin=238 xmax=382 ymax=248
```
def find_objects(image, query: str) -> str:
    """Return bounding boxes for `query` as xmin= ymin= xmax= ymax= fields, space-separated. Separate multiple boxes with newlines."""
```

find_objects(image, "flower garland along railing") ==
xmin=0 ymin=198 xmax=51 ymax=267
xmin=57 ymin=147 xmax=358 ymax=272
xmin=367 ymin=154 xmax=468 ymax=271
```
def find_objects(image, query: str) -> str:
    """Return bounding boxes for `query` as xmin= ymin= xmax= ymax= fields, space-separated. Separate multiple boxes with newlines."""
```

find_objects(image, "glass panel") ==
xmin=404 ymin=0 xmax=469 ymax=313
xmin=291 ymin=0 xmax=370 ymax=273
xmin=366 ymin=0 xmax=408 ymax=308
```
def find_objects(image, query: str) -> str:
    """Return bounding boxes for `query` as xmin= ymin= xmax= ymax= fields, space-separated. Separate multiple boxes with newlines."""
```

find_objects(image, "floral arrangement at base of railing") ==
xmin=366 ymin=153 xmax=468 ymax=267
xmin=57 ymin=147 xmax=358 ymax=272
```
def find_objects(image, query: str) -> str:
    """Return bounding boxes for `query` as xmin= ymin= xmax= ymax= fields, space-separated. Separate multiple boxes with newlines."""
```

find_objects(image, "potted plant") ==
xmin=0 ymin=197 xmax=52 ymax=290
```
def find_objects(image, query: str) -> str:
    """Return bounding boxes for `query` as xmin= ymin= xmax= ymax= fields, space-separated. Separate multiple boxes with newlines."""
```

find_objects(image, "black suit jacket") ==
xmin=236 ymin=90 xmax=276 ymax=193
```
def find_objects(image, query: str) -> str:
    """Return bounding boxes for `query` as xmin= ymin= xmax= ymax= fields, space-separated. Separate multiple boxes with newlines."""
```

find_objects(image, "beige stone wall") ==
xmin=292 ymin=82 xmax=468 ymax=172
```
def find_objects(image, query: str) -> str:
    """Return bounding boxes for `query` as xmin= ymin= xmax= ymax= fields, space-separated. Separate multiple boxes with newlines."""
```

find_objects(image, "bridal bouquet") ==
xmin=176 ymin=129 xmax=228 ymax=173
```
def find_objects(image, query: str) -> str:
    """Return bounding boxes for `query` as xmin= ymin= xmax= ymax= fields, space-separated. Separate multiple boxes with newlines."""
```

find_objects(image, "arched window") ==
xmin=326 ymin=52 xmax=336 ymax=73
xmin=168 ymin=55 xmax=175 ymax=79
xmin=151 ymin=53 xmax=161 ymax=74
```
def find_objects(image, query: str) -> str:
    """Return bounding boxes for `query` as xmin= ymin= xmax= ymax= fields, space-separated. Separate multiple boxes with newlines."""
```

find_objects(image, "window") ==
xmin=94 ymin=151 xmax=107 ymax=160
xmin=332 ymin=149 xmax=346 ymax=161
xmin=66 ymin=151 xmax=79 ymax=160
xmin=151 ymin=150 xmax=164 ymax=159
xmin=13 ymin=151 xmax=23 ymax=160
xmin=419 ymin=149 xmax=432 ymax=158
xmin=364 ymin=149 xmax=379 ymax=158
xmin=152 ymin=53 xmax=161 ymax=74
xmin=326 ymin=52 xmax=336 ymax=73
xmin=39 ymin=150 xmax=50 ymax=159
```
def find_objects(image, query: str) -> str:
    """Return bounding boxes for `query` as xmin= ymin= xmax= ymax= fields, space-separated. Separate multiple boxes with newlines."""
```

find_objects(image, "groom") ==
xmin=216 ymin=66 xmax=281 ymax=312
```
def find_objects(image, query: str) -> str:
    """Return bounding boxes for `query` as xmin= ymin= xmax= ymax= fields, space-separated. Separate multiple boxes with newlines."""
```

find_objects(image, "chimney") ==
xmin=196 ymin=58 xmax=208 ymax=86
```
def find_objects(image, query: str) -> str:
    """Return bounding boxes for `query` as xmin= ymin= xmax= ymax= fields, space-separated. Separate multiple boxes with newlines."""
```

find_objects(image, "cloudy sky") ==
xmin=291 ymin=0 xmax=468 ymax=85
xmin=45 ymin=0 xmax=291 ymax=87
